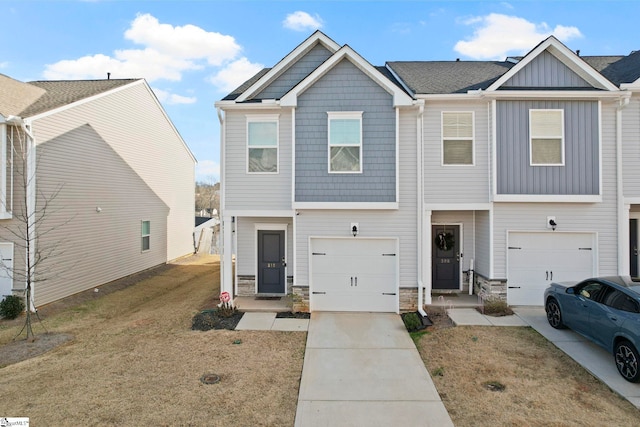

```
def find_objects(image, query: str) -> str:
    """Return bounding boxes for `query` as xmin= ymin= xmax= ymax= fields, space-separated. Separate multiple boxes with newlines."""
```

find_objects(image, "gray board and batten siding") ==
xmin=496 ymin=100 xmax=599 ymax=195
xmin=502 ymin=51 xmax=592 ymax=89
xmin=295 ymin=59 xmax=396 ymax=203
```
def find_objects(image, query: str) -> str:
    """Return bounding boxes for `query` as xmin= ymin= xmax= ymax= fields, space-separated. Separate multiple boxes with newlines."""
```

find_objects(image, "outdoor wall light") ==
xmin=351 ymin=223 xmax=359 ymax=237
xmin=549 ymin=219 xmax=557 ymax=231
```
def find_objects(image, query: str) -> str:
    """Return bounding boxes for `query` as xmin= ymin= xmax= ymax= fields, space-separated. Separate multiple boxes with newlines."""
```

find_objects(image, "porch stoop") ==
xmin=234 ymin=295 xmax=292 ymax=312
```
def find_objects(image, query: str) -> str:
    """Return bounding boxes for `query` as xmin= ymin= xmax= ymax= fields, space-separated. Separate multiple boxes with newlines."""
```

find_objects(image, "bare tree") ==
xmin=1 ymin=118 xmax=68 ymax=341
xmin=195 ymin=176 xmax=219 ymax=217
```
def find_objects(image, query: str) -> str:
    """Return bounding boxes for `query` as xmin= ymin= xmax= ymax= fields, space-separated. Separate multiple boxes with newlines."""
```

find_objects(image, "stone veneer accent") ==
xmin=236 ymin=276 xmax=294 ymax=297
xmin=474 ymin=273 xmax=507 ymax=301
xmin=399 ymin=287 xmax=419 ymax=313
xmin=290 ymin=285 xmax=310 ymax=313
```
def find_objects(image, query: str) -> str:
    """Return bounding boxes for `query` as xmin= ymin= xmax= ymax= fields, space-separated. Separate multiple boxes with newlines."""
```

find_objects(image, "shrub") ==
xmin=482 ymin=297 xmax=514 ymax=316
xmin=402 ymin=312 xmax=424 ymax=332
xmin=0 ymin=295 xmax=25 ymax=320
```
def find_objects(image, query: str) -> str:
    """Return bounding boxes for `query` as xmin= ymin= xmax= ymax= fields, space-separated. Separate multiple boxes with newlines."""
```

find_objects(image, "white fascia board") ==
xmin=235 ymin=31 xmax=340 ymax=103
xmin=214 ymin=101 xmax=282 ymax=110
xmin=620 ymin=80 xmax=640 ymax=91
xmin=424 ymin=203 xmax=493 ymax=211
xmin=281 ymin=46 xmax=414 ymax=108
xmin=293 ymin=202 xmax=399 ymax=210
xmin=224 ymin=209 xmax=295 ymax=218
xmin=416 ymin=93 xmax=485 ymax=101
xmin=492 ymin=194 xmax=602 ymax=203
xmin=486 ymin=37 xmax=619 ymax=92
xmin=481 ymin=90 xmax=623 ymax=100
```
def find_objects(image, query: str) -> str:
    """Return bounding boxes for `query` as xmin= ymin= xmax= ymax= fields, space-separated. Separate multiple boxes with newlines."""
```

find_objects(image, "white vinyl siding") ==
xmin=442 ymin=112 xmax=474 ymax=165
xmin=247 ymin=116 xmax=278 ymax=173
xmin=530 ymin=109 xmax=564 ymax=166
xmin=328 ymin=112 xmax=362 ymax=173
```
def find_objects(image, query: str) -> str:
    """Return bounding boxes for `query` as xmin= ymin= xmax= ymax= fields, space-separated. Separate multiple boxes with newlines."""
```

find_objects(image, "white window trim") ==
xmin=529 ymin=109 xmax=565 ymax=166
xmin=246 ymin=114 xmax=279 ymax=175
xmin=141 ymin=220 xmax=151 ymax=252
xmin=327 ymin=111 xmax=363 ymax=174
xmin=441 ymin=111 xmax=475 ymax=166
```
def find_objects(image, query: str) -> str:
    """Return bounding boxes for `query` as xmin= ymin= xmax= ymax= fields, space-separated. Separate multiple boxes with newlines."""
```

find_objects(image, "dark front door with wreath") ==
xmin=432 ymin=225 xmax=460 ymax=290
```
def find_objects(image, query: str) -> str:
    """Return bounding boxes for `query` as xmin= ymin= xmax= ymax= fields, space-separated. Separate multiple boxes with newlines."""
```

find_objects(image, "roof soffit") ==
xmin=486 ymin=36 xmax=619 ymax=92
xmin=280 ymin=45 xmax=414 ymax=107
xmin=235 ymin=31 xmax=340 ymax=102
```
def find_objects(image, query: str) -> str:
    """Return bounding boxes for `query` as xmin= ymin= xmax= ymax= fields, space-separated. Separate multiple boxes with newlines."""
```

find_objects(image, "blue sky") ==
xmin=2 ymin=0 xmax=639 ymax=182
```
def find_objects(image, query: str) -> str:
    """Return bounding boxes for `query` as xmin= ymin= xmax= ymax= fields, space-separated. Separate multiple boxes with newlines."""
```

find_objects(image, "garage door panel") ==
xmin=508 ymin=232 xmax=595 ymax=306
xmin=310 ymin=238 xmax=398 ymax=313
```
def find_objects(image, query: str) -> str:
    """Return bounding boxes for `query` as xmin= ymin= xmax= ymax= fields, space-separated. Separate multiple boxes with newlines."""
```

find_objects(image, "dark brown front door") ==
xmin=432 ymin=225 xmax=460 ymax=290
xmin=257 ymin=230 xmax=285 ymax=294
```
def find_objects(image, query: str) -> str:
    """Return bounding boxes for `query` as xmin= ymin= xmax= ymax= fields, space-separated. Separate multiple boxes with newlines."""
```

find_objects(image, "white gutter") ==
xmin=415 ymin=100 xmax=427 ymax=318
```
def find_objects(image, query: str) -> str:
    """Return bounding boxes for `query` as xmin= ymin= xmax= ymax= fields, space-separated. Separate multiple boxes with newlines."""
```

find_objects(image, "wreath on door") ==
xmin=435 ymin=231 xmax=455 ymax=251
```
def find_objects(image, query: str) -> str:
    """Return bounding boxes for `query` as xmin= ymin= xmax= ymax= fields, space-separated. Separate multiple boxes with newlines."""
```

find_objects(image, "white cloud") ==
xmin=208 ymin=57 xmax=264 ymax=93
xmin=454 ymin=13 xmax=583 ymax=60
xmin=0 ymin=61 xmax=8 ymax=69
xmin=283 ymin=11 xmax=323 ymax=32
xmin=152 ymin=87 xmax=197 ymax=105
xmin=43 ymin=13 xmax=248 ymax=90
xmin=196 ymin=159 xmax=220 ymax=182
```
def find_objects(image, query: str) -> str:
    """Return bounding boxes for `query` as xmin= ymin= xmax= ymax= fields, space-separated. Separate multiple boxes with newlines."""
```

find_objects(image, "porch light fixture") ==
xmin=549 ymin=219 xmax=557 ymax=231
xmin=351 ymin=223 xmax=359 ymax=237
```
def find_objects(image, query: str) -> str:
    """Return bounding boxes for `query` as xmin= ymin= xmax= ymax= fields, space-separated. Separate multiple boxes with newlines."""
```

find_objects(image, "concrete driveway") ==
xmin=294 ymin=312 xmax=453 ymax=426
xmin=514 ymin=307 xmax=640 ymax=410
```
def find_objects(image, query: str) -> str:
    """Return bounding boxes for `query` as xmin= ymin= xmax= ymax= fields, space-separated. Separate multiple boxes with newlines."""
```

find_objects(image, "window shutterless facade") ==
xmin=328 ymin=112 xmax=362 ymax=173
xmin=246 ymin=115 xmax=279 ymax=174
xmin=441 ymin=111 xmax=474 ymax=165
xmin=529 ymin=109 xmax=564 ymax=166
xmin=141 ymin=220 xmax=150 ymax=252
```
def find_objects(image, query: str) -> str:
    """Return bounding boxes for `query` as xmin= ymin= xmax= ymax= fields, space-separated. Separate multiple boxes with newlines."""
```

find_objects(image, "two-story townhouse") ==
xmin=0 ymin=74 xmax=196 ymax=306
xmin=216 ymin=31 xmax=640 ymax=313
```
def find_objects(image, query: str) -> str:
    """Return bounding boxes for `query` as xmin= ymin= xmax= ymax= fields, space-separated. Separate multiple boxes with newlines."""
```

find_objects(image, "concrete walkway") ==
xmin=449 ymin=307 xmax=640 ymax=410
xmin=294 ymin=312 xmax=453 ymax=427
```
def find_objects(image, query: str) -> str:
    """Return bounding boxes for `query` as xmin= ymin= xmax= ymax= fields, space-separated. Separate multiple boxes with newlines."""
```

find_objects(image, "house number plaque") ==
xmin=267 ymin=263 xmax=278 ymax=268
xmin=440 ymin=259 xmax=451 ymax=264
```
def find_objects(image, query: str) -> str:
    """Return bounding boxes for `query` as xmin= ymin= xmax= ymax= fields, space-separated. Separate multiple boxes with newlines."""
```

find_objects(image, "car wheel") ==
xmin=615 ymin=341 xmax=640 ymax=383
xmin=545 ymin=298 xmax=565 ymax=329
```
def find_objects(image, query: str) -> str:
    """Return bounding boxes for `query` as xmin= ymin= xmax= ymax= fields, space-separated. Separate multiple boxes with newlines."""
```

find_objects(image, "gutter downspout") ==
xmin=216 ymin=107 xmax=232 ymax=296
xmin=616 ymin=94 xmax=631 ymax=274
xmin=415 ymin=100 xmax=427 ymax=318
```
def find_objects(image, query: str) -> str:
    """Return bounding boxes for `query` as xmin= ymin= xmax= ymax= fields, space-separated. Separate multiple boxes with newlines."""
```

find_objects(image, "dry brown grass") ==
xmin=0 ymin=255 xmax=306 ymax=426
xmin=414 ymin=325 xmax=640 ymax=427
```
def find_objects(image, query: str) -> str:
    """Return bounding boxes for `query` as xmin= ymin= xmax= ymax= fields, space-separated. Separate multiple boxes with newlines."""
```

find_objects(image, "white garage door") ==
xmin=310 ymin=237 xmax=398 ymax=312
xmin=507 ymin=232 xmax=595 ymax=306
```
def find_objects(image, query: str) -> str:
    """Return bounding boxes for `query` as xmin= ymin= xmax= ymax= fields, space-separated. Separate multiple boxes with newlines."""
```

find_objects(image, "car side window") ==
xmin=603 ymin=290 xmax=640 ymax=313
xmin=576 ymin=281 xmax=606 ymax=302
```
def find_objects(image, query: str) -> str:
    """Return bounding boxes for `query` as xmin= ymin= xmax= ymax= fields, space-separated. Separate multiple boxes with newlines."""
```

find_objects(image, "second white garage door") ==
xmin=507 ymin=232 xmax=596 ymax=306
xmin=310 ymin=237 xmax=399 ymax=312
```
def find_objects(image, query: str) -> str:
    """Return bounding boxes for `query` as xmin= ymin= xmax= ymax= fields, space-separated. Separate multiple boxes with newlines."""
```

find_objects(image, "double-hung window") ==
xmin=442 ymin=112 xmax=474 ymax=165
xmin=529 ymin=109 xmax=564 ymax=166
xmin=328 ymin=112 xmax=362 ymax=173
xmin=141 ymin=220 xmax=150 ymax=252
xmin=247 ymin=116 xmax=278 ymax=173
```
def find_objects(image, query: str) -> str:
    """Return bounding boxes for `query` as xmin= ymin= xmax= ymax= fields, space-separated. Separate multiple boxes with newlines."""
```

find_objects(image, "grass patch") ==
xmin=413 ymin=326 xmax=640 ymax=425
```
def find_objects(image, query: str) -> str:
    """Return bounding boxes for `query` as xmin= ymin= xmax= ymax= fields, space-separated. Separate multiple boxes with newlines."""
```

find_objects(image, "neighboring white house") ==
xmin=0 ymin=74 xmax=196 ymax=306
xmin=215 ymin=31 xmax=640 ymax=313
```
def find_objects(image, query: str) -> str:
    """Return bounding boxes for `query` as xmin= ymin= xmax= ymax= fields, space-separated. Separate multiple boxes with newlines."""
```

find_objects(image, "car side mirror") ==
xmin=566 ymin=288 xmax=575 ymax=295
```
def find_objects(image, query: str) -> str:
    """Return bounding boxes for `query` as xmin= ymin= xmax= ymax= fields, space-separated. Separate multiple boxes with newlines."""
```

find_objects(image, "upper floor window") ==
xmin=247 ymin=116 xmax=278 ymax=173
xmin=530 ymin=109 xmax=564 ymax=166
xmin=442 ymin=112 xmax=474 ymax=165
xmin=328 ymin=112 xmax=362 ymax=173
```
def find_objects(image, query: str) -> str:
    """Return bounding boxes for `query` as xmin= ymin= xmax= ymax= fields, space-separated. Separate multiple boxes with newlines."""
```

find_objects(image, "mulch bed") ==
xmin=275 ymin=312 xmax=310 ymax=319
xmin=191 ymin=310 xmax=244 ymax=331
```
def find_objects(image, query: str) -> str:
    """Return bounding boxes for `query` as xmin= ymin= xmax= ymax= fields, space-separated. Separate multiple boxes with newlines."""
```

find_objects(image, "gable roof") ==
xmin=280 ymin=44 xmax=414 ymax=107
xmin=582 ymin=51 xmax=640 ymax=86
xmin=235 ymin=31 xmax=341 ymax=103
xmin=0 ymin=73 xmax=47 ymax=118
xmin=21 ymin=79 xmax=139 ymax=117
xmin=486 ymin=36 xmax=619 ymax=92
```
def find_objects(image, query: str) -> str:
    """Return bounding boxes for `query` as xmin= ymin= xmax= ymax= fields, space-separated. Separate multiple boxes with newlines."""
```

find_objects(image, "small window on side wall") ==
xmin=442 ymin=112 xmax=474 ymax=165
xmin=141 ymin=220 xmax=150 ymax=252
xmin=247 ymin=117 xmax=278 ymax=173
xmin=328 ymin=112 xmax=362 ymax=173
xmin=530 ymin=109 xmax=564 ymax=166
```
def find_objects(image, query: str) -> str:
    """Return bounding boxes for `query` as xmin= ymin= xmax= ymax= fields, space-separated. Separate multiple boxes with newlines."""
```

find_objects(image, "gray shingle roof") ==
xmin=222 ymin=68 xmax=271 ymax=101
xmin=20 ymin=79 xmax=139 ymax=117
xmin=386 ymin=61 xmax=515 ymax=95
xmin=582 ymin=52 xmax=640 ymax=86
xmin=0 ymin=73 xmax=46 ymax=117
